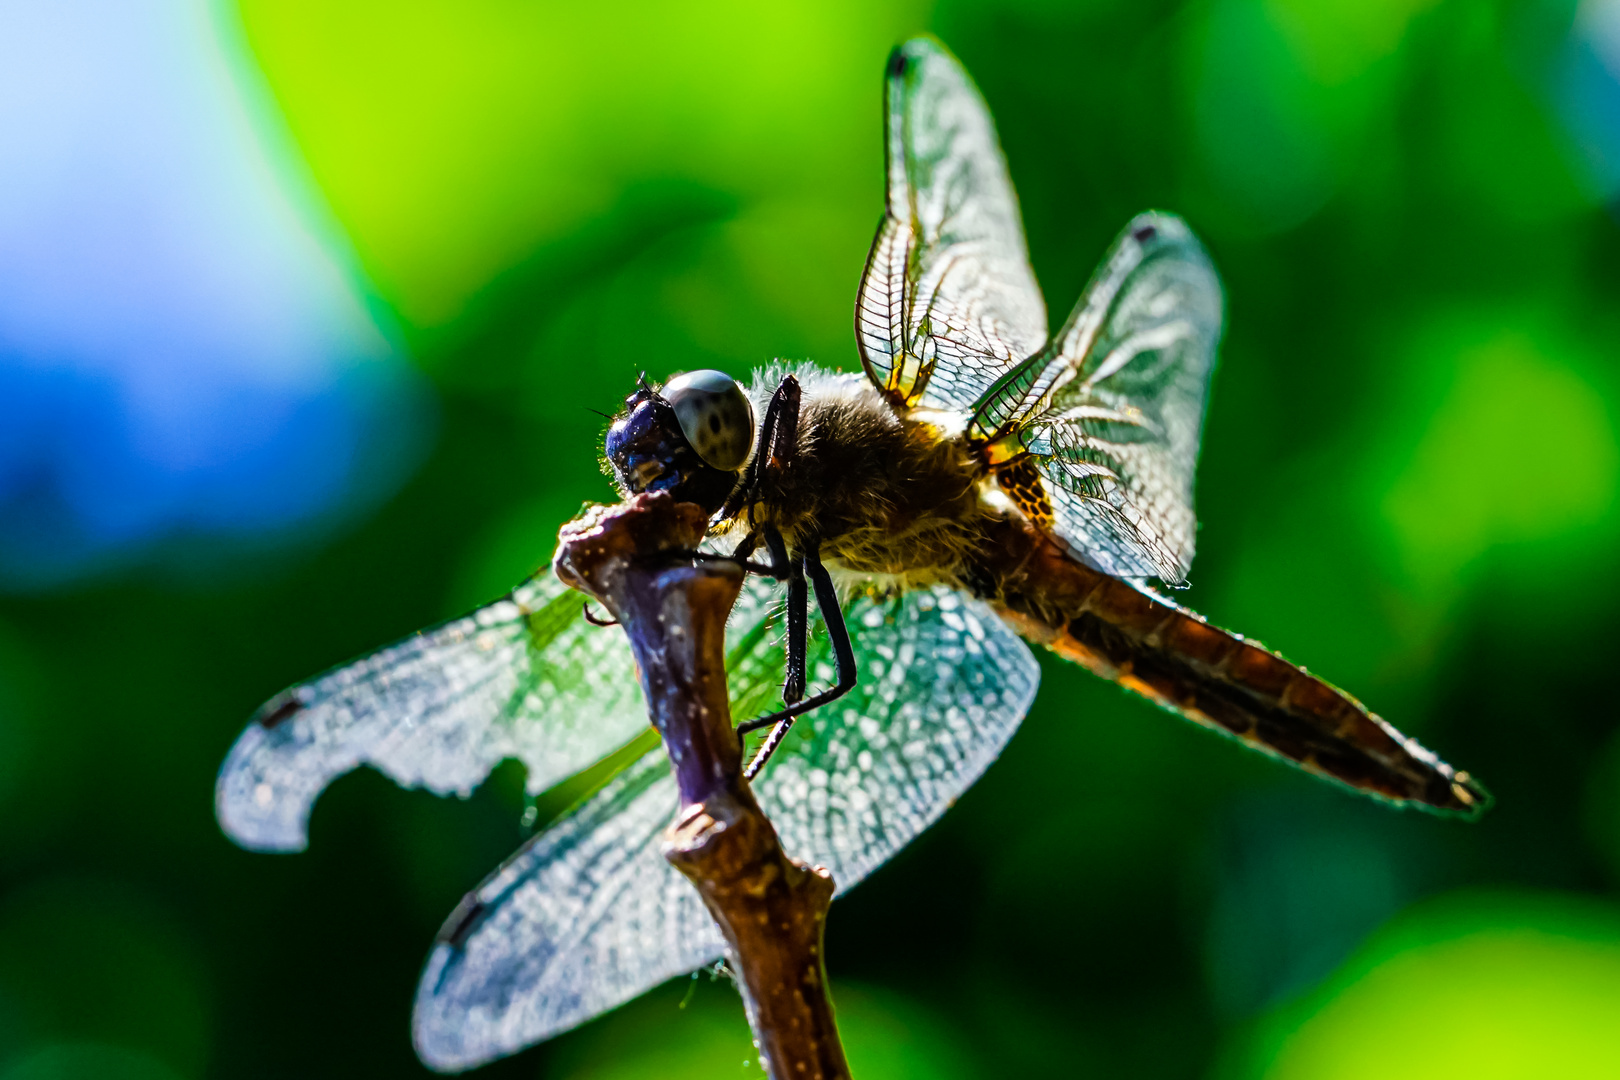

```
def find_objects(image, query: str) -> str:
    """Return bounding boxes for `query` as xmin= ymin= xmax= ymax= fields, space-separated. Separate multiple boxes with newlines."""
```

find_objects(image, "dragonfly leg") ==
xmin=765 ymin=527 xmax=808 ymax=705
xmin=662 ymin=522 xmax=798 ymax=581
xmin=722 ymin=374 xmax=801 ymax=521
xmin=683 ymin=549 xmax=785 ymax=579
xmin=739 ymin=544 xmax=857 ymax=780
xmin=698 ymin=525 xmax=807 ymax=698
xmin=730 ymin=530 xmax=760 ymax=562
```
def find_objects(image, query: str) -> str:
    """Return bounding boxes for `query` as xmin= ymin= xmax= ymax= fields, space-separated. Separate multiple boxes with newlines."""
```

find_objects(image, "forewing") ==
xmin=216 ymin=569 xmax=649 ymax=852
xmin=749 ymin=582 xmax=1041 ymax=892
xmin=412 ymin=751 xmax=722 ymax=1072
xmin=856 ymin=36 xmax=1048 ymax=414
xmin=973 ymin=213 xmax=1222 ymax=584
xmin=411 ymin=579 xmax=1040 ymax=1069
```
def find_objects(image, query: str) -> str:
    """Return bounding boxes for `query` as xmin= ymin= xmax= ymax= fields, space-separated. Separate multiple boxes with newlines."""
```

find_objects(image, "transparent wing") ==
xmin=413 ymin=751 xmax=721 ymax=1072
xmin=972 ymin=213 xmax=1223 ymax=585
xmin=749 ymin=583 xmax=1041 ymax=892
xmin=856 ymin=35 xmax=1048 ymax=415
xmin=215 ymin=568 xmax=650 ymax=852
xmin=410 ymin=579 xmax=1040 ymax=1069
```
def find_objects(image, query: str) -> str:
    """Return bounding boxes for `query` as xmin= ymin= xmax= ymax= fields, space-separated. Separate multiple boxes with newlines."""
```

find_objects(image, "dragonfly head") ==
xmin=605 ymin=370 xmax=753 ymax=514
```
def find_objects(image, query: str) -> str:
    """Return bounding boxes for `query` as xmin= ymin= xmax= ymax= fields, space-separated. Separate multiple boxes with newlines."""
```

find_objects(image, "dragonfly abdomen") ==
xmin=971 ymin=515 xmax=1488 ymax=817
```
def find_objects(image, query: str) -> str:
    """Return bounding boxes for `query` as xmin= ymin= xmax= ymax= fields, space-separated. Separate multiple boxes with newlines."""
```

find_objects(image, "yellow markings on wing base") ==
xmin=978 ymin=430 xmax=1025 ymax=466
xmin=885 ymin=349 xmax=929 ymax=407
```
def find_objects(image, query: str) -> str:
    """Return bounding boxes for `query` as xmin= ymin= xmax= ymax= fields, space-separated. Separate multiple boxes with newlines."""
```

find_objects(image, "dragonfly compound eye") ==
xmin=661 ymin=370 xmax=755 ymax=472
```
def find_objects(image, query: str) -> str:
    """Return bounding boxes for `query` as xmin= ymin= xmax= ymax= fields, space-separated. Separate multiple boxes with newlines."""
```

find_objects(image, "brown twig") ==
xmin=555 ymin=492 xmax=850 ymax=1080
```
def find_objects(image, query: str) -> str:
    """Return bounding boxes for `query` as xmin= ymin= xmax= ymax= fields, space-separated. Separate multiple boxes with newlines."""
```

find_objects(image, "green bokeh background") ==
xmin=4 ymin=0 xmax=1620 ymax=1076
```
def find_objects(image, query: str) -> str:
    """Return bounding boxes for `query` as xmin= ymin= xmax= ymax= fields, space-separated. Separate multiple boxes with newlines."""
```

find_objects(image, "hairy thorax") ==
xmin=718 ymin=368 xmax=994 ymax=592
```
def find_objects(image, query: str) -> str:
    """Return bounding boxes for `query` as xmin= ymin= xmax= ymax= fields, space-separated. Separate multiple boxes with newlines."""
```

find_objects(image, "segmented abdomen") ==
xmin=969 ymin=516 xmax=1487 ymax=816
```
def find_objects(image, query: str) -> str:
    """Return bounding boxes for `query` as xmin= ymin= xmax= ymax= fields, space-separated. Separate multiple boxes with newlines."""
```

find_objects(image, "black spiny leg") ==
xmin=723 ymin=374 xmax=800 ymax=521
xmin=766 ymin=527 xmax=808 ymax=705
xmin=739 ymin=545 xmax=857 ymax=780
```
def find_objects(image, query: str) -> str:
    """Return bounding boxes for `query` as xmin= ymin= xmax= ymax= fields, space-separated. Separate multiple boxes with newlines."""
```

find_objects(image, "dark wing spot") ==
xmin=257 ymin=692 xmax=305 ymax=730
xmin=1133 ymin=224 xmax=1157 ymax=243
xmin=438 ymin=892 xmax=489 ymax=949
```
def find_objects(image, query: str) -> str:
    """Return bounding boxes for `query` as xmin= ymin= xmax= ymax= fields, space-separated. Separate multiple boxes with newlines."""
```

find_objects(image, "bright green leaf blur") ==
xmin=5 ymin=1 xmax=1620 ymax=1076
xmin=1266 ymin=0 xmax=1440 ymax=86
xmin=233 ymin=0 xmax=928 ymax=328
xmin=1225 ymin=892 xmax=1620 ymax=1080
xmin=1381 ymin=324 xmax=1618 ymax=588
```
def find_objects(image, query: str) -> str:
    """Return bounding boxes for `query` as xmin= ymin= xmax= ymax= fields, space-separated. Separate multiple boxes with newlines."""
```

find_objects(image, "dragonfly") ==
xmin=217 ymin=35 xmax=1487 ymax=1073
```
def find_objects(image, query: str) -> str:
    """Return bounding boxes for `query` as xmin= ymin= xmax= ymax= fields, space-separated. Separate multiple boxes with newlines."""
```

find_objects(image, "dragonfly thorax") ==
xmin=720 ymin=366 xmax=993 ymax=591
